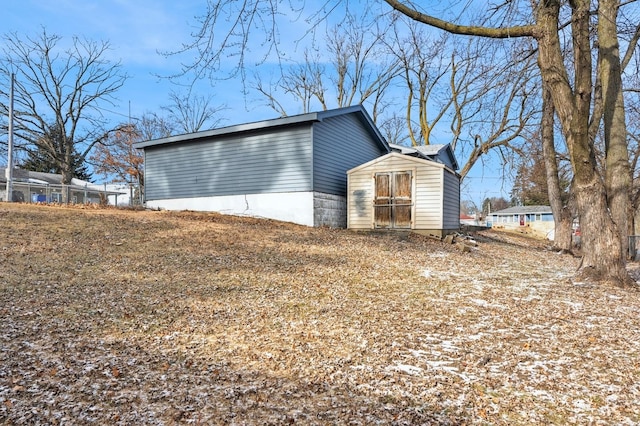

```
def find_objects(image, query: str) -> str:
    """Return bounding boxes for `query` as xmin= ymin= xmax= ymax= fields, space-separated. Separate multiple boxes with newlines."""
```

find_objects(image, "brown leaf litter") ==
xmin=1 ymin=204 xmax=639 ymax=425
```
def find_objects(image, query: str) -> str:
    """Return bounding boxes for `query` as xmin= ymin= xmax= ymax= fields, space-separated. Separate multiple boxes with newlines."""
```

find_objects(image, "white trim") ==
xmin=347 ymin=152 xmax=454 ymax=175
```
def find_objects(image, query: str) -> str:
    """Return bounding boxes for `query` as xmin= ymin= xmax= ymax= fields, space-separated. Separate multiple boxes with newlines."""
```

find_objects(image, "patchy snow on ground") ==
xmin=1 ymin=204 xmax=639 ymax=425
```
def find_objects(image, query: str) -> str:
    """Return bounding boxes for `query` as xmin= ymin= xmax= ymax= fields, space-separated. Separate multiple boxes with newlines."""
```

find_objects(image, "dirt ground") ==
xmin=1 ymin=203 xmax=639 ymax=425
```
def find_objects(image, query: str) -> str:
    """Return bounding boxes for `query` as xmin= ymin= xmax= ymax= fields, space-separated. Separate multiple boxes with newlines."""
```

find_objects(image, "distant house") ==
xmin=133 ymin=105 xmax=390 ymax=227
xmin=460 ymin=213 xmax=478 ymax=226
xmin=346 ymin=147 xmax=461 ymax=237
xmin=489 ymin=205 xmax=554 ymax=239
xmin=0 ymin=168 xmax=125 ymax=204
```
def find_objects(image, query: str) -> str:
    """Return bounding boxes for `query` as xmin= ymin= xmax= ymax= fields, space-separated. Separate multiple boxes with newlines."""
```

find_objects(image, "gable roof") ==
xmin=388 ymin=142 xmax=459 ymax=170
xmin=1 ymin=168 xmax=82 ymax=186
xmin=347 ymin=151 xmax=457 ymax=175
xmin=491 ymin=205 xmax=553 ymax=215
xmin=1 ymin=168 xmax=60 ymax=185
xmin=134 ymin=105 xmax=389 ymax=152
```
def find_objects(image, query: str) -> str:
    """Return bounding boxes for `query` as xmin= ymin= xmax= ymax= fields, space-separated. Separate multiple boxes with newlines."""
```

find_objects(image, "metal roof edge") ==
xmin=134 ymin=105 xmax=390 ymax=153
xmin=133 ymin=111 xmax=322 ymax=149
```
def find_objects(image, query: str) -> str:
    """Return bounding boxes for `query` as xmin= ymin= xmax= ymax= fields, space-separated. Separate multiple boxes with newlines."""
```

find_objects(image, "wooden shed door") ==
xmin=374 ymin=171 xmax=412 ymax=229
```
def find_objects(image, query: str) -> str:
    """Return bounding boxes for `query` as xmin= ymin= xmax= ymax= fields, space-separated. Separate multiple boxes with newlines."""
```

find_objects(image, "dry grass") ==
xmin=1 ymin=203 xmax=639 ymax=425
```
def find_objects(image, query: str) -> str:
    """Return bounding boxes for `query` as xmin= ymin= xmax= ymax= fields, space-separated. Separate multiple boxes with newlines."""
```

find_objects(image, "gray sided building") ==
xmin=134 ymin=105 xmax=390 ymax=227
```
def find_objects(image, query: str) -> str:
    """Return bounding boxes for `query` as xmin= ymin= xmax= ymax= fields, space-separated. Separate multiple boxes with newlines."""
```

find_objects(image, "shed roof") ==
xmin=388 ymin=142 xmax=459 ymax=170
xmin=491 ymin=205 xmax=553 ymax=215
xmin=347 ymin=151 xmax=458 ymax=175
xmin=133 ymin=105 xmax=389 ymax=152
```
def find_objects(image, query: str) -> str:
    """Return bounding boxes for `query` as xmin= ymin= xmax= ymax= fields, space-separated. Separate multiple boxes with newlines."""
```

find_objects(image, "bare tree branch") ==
xmin=0 ymin=29 xmax=127 ymax=184
xmin=383 ymin=0 xmax=536 ymax=38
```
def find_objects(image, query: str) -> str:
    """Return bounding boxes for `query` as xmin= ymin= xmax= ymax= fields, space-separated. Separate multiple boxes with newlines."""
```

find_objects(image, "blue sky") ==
xmin=3 ymin=0 xmax=513 ymax=206
xmin=3 ymin=0 xmax=259 ymax=122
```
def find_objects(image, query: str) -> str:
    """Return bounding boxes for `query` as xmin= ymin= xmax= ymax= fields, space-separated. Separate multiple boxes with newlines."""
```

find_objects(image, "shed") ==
xmin=347 ymin=151 xmax=460 ymax=237
xmin=133 ymin=105 xmax=389 ymax=227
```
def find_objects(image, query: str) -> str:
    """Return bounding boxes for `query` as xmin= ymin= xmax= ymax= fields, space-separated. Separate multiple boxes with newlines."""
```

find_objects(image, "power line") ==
xmin=95 ymin=104 xmax=141 ymax=121
xmin=464 ymin=176 xmax=510 ymax=180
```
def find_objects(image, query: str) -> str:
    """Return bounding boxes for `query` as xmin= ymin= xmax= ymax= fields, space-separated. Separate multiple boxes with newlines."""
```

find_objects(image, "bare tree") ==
xmin=482 ymin=197 xmax=510 ymax=217
xmin=0 ymin=29 xmax=127 ymax=185
xmin=326 ymin=11 xmax=399 ymax=117
xmin=625 ymin=51 xmax=640 ymax=236
xmin=594 ymin=0 xmax=633 ymax=257
xmin=452 ymin=40 xmax=537 ymax=181
xmin=253 ymin=49 xmax=327 ymax=115
xmin=386 ymin=21 xmax=452 ymax=146
xmin=540 ymin=83 xmax=575 ymax=252
xmin=387 ymin=17 xmax=537 ymax=181
xmin=163 ymin=90 xmax=226 ymax=133
xmin=252 ymin=10 xmax=399 ymax=119
xmin=383 ymin=0 xmax=637 ymax=286
xmin=163 ymin=0 xmax=357 ymax=87
xmin=377 ymin=113 xmax=407 ymax=145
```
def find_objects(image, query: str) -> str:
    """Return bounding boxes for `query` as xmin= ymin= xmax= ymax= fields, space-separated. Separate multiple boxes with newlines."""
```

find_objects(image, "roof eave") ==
xmin=134 ymin=105 xmax=390 ymax=153
xmin=133 ymin=111 xmax=323 ymax=149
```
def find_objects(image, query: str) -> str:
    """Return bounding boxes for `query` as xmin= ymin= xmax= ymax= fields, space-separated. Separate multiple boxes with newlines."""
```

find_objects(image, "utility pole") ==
xmin=5 ymin=73 xmax=15 ymax=202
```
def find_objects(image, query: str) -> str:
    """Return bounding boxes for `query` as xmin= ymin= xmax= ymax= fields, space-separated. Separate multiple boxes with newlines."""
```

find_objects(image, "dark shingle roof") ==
xmin=491 ymin=205 xmax=553 ymax=215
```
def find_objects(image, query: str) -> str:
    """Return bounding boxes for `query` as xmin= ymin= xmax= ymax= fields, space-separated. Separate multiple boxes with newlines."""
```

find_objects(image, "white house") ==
xmin=1 ymin=168 xmax=126 ymax=204
xmin=489 ymin=205 xmax=555 ymax=239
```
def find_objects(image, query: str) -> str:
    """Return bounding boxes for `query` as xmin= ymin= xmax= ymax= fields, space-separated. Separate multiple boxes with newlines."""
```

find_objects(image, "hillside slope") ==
xmin=1 ymin=204 xmax=639 ymax=424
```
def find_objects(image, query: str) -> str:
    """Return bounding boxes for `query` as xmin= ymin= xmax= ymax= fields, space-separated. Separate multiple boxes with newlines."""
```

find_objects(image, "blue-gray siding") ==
xmin=145 ymin=126 xmax=312 ymax=200
xmin=313 ymin=114 xmax=387 ymax=196
xmin=442 ymin=170 xmax=460 ymax=229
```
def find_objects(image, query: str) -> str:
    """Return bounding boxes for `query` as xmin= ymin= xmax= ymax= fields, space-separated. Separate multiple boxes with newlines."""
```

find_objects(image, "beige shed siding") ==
xmin=413 ymin=166 xmax=444 ymax=229
xmin=347 ymin=153 xmax=446 ymax=230
xmin=347 ymin=168 xmax=375 ymax=228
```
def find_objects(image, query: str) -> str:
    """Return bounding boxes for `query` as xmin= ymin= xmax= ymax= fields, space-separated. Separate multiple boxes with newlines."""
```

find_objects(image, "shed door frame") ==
xmin=373 ymin=170 xmax=413 ymax=229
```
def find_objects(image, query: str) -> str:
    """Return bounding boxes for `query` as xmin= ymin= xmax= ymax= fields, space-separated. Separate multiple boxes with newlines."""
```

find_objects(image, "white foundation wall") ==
xmin=146 ymin=192 xmax=316 ymax=226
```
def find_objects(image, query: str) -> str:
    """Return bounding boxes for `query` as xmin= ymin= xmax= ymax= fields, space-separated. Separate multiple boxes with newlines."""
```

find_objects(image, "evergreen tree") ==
xmin=18 ymin=124 xmax=92 ymax=181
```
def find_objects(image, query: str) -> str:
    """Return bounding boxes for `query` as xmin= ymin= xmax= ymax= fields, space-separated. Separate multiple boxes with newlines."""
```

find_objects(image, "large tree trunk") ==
xmin=541 ymin=83 xmax=573 ymax=251
xmin=61 ymin=141 xmax=73 ymax=204
xmin=599 ymin=0 xmax=631 ymax=258
xmin=383 ymin=0 xmax=636 ymax=286
xmin=536 ymin=0 xmax=631 ymax=285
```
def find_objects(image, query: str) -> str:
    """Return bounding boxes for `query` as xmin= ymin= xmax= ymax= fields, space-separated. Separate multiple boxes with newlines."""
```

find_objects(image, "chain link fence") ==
xmin=2 ymin=181 xmax=140 ymax=206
